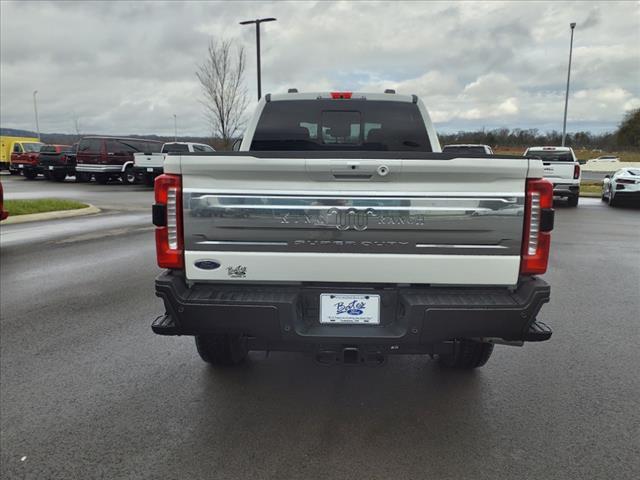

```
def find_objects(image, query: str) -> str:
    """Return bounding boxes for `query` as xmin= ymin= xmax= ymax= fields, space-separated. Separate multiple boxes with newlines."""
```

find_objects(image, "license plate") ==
xmin=320 ymin=294 xmax=380 ymax=325
xmin=18 ymin=164 xmax=23 ymax=168
xmin=49 ymin=166 xmax=54 ymax=170
xmin=147 ymin=168 xmax=154 ymax=172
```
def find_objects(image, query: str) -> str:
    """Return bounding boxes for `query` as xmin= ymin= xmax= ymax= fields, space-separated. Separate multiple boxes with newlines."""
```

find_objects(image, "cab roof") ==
xmin=267 ymin=91 xmax=417 ymax=103
xmin=526 ymin=146 xmax=573 ymax=152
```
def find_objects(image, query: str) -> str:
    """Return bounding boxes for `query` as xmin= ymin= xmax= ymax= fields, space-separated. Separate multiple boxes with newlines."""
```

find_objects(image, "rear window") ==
xmin=251 ymin=100 xmax=431 ymax=151
xmin=106 ymin=139 xmax=162 ymax=154
xmin=78 ymin=138 xmax=103 ymax=153
xmin=23 ymin=143 xmax=43 ymax=153
xmin=162 ymin=143 xmax=190 ymax=153
xmin=193 ymin=144 xmax=215 ymax=152
xmin=442 ymin=146 xmax=488 ymax=155
xmin=40 ymin=145 xmax=57 ymax=153
xmin=527 ymin=150 xmax=574 ymax=162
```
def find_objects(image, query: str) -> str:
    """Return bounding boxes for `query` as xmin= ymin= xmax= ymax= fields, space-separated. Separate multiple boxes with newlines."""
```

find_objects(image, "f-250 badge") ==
xmin=227 ymin=265 xmax=247 ymax=278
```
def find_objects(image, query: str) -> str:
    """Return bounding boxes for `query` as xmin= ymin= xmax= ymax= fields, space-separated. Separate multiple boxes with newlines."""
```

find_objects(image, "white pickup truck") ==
xmin=151 ymin=91 xmax=555 ymax=369
xmin=133 ymin=142 xmax=214 ymax=184
xmin=524 ymin=146 xmax=581 ymax=207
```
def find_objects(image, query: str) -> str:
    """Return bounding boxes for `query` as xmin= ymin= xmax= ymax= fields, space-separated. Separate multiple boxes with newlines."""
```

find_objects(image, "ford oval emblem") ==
xmin=194 ymin=260 xmax=221 ymax=270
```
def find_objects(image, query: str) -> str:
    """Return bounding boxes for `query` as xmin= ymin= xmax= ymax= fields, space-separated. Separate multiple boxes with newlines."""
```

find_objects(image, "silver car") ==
xmin=601 ymin=168 xmax=640 ymax=207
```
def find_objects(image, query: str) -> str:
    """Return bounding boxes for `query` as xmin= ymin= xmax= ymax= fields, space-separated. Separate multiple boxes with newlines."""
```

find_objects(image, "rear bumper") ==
xmin=154 ymin=272 xmax=552 ymax=351
xmin=613 ymin=191 xmax=640 ymax=201
xmin=39 ymin=164 xmax=75 ymax=173
xmin=10 ymin=163 xmax=39 ymax=172
xmin=553 ymin=182 xmax=579 ymax=197
xmin=76 ymin=163 xmax=122 ymax=173
xmin=133 ymin=165 xmax=162 ymax=176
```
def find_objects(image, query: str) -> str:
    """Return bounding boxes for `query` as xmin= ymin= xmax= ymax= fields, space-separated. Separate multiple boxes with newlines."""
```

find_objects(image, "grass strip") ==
xmin=4 ymin=198 xmax=88 ymax=216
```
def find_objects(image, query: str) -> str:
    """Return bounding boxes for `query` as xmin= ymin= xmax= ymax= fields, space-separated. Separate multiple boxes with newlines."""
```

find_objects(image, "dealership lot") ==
xmin=1 ymin=176 xmax=639 ymax=479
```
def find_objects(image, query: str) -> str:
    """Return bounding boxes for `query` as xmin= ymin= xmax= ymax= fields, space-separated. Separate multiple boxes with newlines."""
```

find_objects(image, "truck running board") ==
xmin=152 ymin=314 xmax=179 ymax=335
xmin=524 ymin=320 xmax=552 ymax=342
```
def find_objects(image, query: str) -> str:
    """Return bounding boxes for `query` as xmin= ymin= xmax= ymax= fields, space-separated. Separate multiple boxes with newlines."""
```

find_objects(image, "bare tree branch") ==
xmin=71 ymin=112 xmax=82 ymax=139
xmin=196 ymin=38 xmax=248 ymax=148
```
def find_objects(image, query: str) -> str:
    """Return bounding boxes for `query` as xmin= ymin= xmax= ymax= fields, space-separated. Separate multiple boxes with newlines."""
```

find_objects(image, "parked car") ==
xmin=151 ymin=91 xmax=555 ymax=370
xmin=601 ymin=167 xmax=640 ymax=207
xmin=1 ymin=136 xmax=40 ymax=171
xmin=586 ymin=155 xmax=621 ymax=166
xmin=442 ymin=144 xmax=493 ymax=155
xmin=9 ymin=141 xmax=45 ymax=179
xmin=75 ymin=136 xmax=163 ymax=184
xmin=0 ymin=181 xmax=8 ymax=221
xmin=133 ymin=142 xmax=215 ymax=185
xmin=524 ymin=146 xmax=581 ymax=207
xmin=39 ymin=144 xmax=75 ymax=182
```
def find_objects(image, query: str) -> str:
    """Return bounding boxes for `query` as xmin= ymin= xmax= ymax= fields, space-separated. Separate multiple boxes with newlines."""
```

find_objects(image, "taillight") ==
xmin=573 ymin=163 xmax=580 ymax=179
xmin=330 ymin=91 xmax=352 ymax=99
xmin=617 ymin=178 xmax=635 ymax=185
xmin=153 ymin=174 xmax=183 ymax=269
xmin=520 ymin=178 xmax=554 ymax=275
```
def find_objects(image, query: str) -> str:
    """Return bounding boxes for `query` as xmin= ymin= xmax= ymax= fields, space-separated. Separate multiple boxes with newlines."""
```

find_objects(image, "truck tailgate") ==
xmin=134 ymin=152 xmax=165 ymax=169
xmin=172 ymin=153 xmax=532 ymax=286
xmin=542 ymin=161 xmax=575 ymax=182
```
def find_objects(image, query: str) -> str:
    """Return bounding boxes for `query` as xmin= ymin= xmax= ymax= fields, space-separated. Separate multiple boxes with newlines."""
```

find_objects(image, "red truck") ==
xmin=75 ymin=136 xmax=163 ymax=184
xmin=9 ymin=141 xmax=45 ymax=179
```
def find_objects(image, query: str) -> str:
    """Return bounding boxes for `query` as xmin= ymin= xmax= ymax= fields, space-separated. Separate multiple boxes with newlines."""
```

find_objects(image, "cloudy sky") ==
xmin=1 ymin=0 xmax=638 ymax=137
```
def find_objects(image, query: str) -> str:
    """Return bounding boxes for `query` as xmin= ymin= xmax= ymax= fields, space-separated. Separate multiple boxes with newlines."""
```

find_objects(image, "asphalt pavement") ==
xmin=1 ymin=172 xmax=152 ymax=211
xmin=1 ymin=176 xmax=639 ymax=480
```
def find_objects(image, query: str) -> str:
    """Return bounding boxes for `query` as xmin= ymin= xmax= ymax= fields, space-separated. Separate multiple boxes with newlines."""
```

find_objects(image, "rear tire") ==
xmin=52 ymin=170 xmax=67 ymax=182
xmin=144 ymin=174 xmax=155 ymax=187
xmin=121 ymin=166 xmax=137 ymax=185
xmin=23 ymin=170 xmax=37 ymax=180
xmin=608 ymin=191 xmax=618 ymax=207
xmin=567 ymin=194 xmax=579 ymax=207
xmin=438 ymin=340 xmax=494 ymax=369
xmin=76 ymin=172 xmax=90 ymax=183
xmin=95 ymin=173 xmax=110 ymax=185
xmin=195 ymin=334 xmax=248 ymax=366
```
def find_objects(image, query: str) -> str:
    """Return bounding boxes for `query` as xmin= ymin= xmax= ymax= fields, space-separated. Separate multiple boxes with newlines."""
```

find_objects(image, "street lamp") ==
xmin=562 ymin=22 xmax=576 ymax=147
xmin=33 ymin=90 xmax=40 ymax=141
xmin=173 ymin=114 xmax=177 ymax=142
xmin=239 ymin=17 xmax=277 ymax=100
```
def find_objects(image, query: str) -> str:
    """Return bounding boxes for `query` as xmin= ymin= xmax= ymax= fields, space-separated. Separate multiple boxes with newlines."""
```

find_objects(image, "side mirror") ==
xmin=232 ymin=138 xmax=242 ymax=151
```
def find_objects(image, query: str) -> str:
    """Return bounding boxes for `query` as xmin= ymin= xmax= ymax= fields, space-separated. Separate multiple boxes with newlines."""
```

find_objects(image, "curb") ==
xmin=1 ymin=205 xmax=101 ymax=225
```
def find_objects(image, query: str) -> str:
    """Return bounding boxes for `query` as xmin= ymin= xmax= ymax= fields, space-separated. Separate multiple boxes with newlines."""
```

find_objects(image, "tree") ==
xmin=71 ymin=112 xmax=82 ymax=139
xmin=196 ymin=38 xmax=249 ymax=148
xmin=616 ymin=108 xmax=640 ymax=148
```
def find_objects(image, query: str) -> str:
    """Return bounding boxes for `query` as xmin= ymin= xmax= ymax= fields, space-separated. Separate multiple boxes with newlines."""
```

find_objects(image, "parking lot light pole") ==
xmin=239 ymin=17 xmax=277 ymax=100
xmin=562 ymin=22 xmax=576 ymax=147
xmin=173 ymin=114 xmax=177 ymax=142
xmin=33 ymin=90 xmax=40 ymax=141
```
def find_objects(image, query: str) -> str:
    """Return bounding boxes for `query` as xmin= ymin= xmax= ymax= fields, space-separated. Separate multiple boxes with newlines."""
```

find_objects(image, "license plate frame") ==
xmin=319 ymin=293 xmax=380 ymax=325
